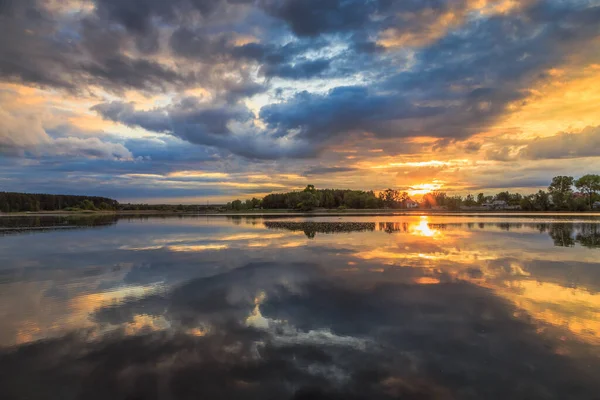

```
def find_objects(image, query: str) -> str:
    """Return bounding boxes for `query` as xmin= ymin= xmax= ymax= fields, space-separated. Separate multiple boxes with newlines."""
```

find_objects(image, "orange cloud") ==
xmin=378 ymin=0 xmax=528 ymax=49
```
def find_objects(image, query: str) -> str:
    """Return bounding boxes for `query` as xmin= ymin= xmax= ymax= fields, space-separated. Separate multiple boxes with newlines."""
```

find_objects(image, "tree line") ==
xmin=227 ymin=185 xmax=387 ymax=211
xmin=2 ymin=174 xmax=598 ymax=213
xmin=0 ymin=192 xmax=119 ymax=213
xmin=520 ymin=174 xmax=600 ymax=211
xmin=228 ymin=185 xmax=416 ymax=211
xmin=225 ymin=174 xmax=600 ymax=211
xmin=395 ymin=175 xmax=600 ymax=211
xmin=118 ymin=203 xmax=218 ymax=212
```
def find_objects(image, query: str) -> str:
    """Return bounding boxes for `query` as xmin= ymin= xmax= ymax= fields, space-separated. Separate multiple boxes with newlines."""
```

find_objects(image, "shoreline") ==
xmin=2 ymin=210 xmax=600 ymax=217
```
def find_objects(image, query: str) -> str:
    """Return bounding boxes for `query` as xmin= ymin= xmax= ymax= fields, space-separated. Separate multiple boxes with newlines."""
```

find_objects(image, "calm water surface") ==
xmin=1 ymin=214 xmax=599 ymax=399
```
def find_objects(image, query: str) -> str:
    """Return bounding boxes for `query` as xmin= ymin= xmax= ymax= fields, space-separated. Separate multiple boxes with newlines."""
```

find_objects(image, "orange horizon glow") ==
xmin=408 ymin=182 xmax=445 ymax=197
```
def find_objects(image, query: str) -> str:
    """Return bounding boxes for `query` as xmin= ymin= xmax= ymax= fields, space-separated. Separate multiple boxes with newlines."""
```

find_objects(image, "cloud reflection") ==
xmin=1 ymin=215 xmax=600 ymax=398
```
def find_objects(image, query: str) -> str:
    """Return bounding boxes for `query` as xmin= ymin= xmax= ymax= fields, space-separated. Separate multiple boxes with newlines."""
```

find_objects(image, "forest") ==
xmin=0 ymin=192 xmax=119 ymax=212
xmin=226 ymin=174 xmax=600 ymax=212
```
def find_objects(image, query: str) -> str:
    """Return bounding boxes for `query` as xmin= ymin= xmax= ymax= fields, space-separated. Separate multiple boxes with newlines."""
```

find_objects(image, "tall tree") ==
xmin=231 ymin=199 xmax=243 ymax=210
xmin=431 ymin=191 xmax=447 ymax=207
xmin=446 ymin=195 xmax=463 ymax=210
xmin=495 ymin=191 xmax=511 ymax=203
xmin=476 ymin=193 xmax=485 ymax=205
xmin=575 ymin=174 xmax=600 ymax=209
xmin=379 ymin=189 xmax=400 ymax=208
xmin=398 ymin=191 xmax=410 ymax=207
xmin=534 ymin=190 xmax=551 ymax=211
xmin=297 ymin=191 xmax=319 ymax=210
xmin=548 ymin=176 xmax=574 ymax=209
xmin=464 ymin=194 xmax=476 ymax=206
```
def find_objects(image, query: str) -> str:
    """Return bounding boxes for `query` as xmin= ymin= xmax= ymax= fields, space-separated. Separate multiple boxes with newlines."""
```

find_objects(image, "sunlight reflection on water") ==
xmin=0 ymin=214 xmax=599 ymax=399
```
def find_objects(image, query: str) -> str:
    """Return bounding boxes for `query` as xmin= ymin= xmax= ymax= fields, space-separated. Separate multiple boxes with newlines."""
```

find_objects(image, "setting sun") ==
xmin=408 ymin=182 xmax=445 ymax=197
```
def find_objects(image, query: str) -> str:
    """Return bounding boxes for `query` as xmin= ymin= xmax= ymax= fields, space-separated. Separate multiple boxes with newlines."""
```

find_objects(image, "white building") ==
xmin=482 ymin=200 xmax=508 ymax=210
xmin=405 ymin=200 xmax=419 ymax=209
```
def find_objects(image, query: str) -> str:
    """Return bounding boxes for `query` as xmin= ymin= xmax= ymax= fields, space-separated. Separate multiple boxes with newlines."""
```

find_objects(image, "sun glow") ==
xmin=408 ymin=182 xmax=444 ymax=196
xmin=167 ymin=244 xmax=229 ymax=252
xmin=410 ymin=216 xmax=440 ymax=238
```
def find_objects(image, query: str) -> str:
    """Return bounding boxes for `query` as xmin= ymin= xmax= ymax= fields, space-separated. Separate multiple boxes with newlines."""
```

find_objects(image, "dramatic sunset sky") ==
xmin=1 ymin=0 xmax=600 ymax=203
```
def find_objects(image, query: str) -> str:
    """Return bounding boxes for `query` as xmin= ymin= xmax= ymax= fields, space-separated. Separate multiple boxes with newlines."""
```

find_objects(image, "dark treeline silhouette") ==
xmin=233 ymin=185 xmax=386 ymax=211
xmin=418 ymin=175 xmax=600 ymax=211
xmin=261 ymin=186 xmax=383 ymax=210
xmin=0 ymin=192 xmax=119 ymax=212
xmin=0 ymin=193 xmax=221 ymax=213
xmin=118 ymin=203 xmax=219 ymax=212
xmin=227 ymin=174 xmax=600 ymax=212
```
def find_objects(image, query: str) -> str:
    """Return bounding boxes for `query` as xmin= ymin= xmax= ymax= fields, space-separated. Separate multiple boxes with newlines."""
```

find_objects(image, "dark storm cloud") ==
xmin=259 ymin=0 xmax=374 ymax=36
xmin=0 ymin=0 xmax=81 ymax=90
xmin=170 ymin=27 xmax=334 ymax=80
xmin=0 ymin=135 xmax=227 ymax=200
xmin=2 ymin=0 xmax=600 ymax=179
xmin=169 ymin=28 xmax=239 ymax=62
xmin=0 ymin=0 xmax=267 ymax=94
xmin=409 ymin=5 xmax=600 ymax=89
xmin=0 ymin=136 xmax=215 ymax=177
xmin=260 ymin=86 xmax=443 ymax=140
xmin=0 ymin=0 xmax=190 ymax=92
xmin=260 ymin=2 xmax=600 ymax=143
xmin=92 ymin=99 xmax=316 ymax=160
xmin=262 ymin=58 xmax=332 ymax=79
xmin=94 ymin=0 xmax=207 ymax=33
xmin=520 ymin=126 xmax=600 ymax=160
xmin=257 ymin=0 xmax=426 ymax=37
xmin=0 ymin=170 xmax=227 ymax=200
xmin=257 ymin=0 xmax=527 ymax=41
xmin=93 ymin=98 xmax=253 ymax=136
xmin=84 ymin=56 xmax=185 ymax=92
xmin=92 ymin=102 xmax=173 ymax=133
xmin=124 ymin=136 xmax=220 ymax=163
xmin=93 ymin=0 xmax=247 ymax=34
xmin=91 ymin=0 xmax=257 ymax=53
xmin=0 ymin=0 xmax=475 ymax=98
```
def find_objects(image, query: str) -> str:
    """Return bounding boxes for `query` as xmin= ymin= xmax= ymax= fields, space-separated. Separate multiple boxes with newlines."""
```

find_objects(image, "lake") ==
xmin=1 ymin=214 xmax=599 ymax=399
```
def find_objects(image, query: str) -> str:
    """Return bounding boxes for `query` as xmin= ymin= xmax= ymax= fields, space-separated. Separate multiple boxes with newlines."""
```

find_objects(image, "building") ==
xmin=593 ymin=201 xmax=600 ymax=209
xmin=482 ymin=200 xmax=508 ymax=210
xmin=405 ymin=200 xmax=419 ymax=209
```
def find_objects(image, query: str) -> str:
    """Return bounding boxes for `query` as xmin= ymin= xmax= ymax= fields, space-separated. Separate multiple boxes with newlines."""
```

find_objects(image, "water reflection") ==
xmin=543 ymin=223 xmax=600 ymax=249
xmin=0 ymin=215 xmax=118 ymax=235
xmin=265 ymin=221 xmax=376 ymax=238
xmin=0 ymin=215 xmax=599 ymax=399
xmin=264 ymin=218 xmax=600 ymax=247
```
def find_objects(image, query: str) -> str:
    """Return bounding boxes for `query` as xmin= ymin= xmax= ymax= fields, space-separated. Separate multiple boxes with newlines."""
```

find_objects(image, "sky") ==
xmin=1 ymin=0 xmax=600 ymax=204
